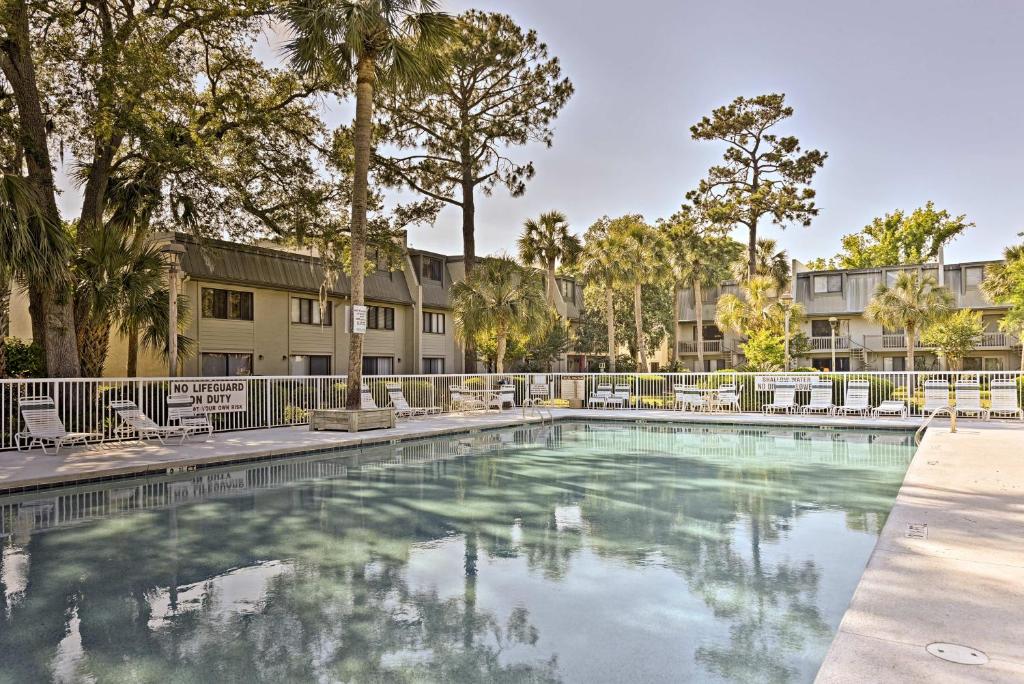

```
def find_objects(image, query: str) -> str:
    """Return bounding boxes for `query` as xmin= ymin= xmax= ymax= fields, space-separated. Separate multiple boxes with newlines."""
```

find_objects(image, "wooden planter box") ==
xmin=309 ymin=408 xmax=395 ymax=433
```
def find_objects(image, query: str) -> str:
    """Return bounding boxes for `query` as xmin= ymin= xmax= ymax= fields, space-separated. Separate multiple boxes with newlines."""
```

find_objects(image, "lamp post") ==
xmin=161 ymin=240 xmax=187 ymax=377
xmin=780 ymin=293 xmax=794 ymax=371
xmin=828 ymin=316 xmax=839 ymax=372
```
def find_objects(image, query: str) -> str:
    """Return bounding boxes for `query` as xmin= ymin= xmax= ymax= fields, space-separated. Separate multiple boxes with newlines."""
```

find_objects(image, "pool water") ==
xmin=0 ymin=422 xmax=915 ymax=683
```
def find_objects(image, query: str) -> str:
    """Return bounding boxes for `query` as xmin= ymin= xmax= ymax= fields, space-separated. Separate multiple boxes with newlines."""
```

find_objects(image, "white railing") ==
xmin=979 ymin=332 xmax=1018 ymax=348
xmin=2 ymin=371 xmax=1023 ymax=451
xmin=677 ymin=340 xmax=724 ymax=354
xmin=808 ymin=336 xmax=851 ymax=351
xmin=863 ymin=334 xmax=928 ymax=351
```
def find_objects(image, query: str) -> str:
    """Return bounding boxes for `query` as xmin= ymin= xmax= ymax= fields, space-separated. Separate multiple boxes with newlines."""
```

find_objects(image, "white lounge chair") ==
xmin=835 ymin=380 xmax=870 ymax=416
xmin=871 ymin=400 xmax=908 ymax=418
xmin=989 ymin=379 xmax=1023 ymax=420
xmin=954 ymin=381 xmax=989 ymax=420
xmin=450 ymin=386 xmax=486 ymax=412
xmin=763 ymin=381 xmax=797 ymax=414
xmin=16 ymin=397 xmax=102 ymax=455
xmin=922 ymin=380 xmax=952 ymax=415
xmin=109 ymin=399 xmax=189 ymax=444
xmin=360 ymin=387 xmax=378 ymax=410
xmin=673 ymin=385 xmax=705 ymax=411
xmin=609 ymin=383 xmax=630 ymax=409
xmin=488 ymin=385 xmax=516 ymax=411
xmin=386 ymin=383 xmax=441 ymax=417
xmin=712 ymin=383 xmax=742 ymax=413
xmin=801 ymin=381 xmax=835 ymax=415
xmin=588 ymin=383 xmax=613 ymax=408
xmin=167 ymin=394 xmax=213 ymax=439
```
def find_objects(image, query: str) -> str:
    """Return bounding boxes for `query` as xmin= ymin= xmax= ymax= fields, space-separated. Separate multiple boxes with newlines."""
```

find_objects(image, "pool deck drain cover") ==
xmin=926 ymin=642 xmax=988 ymax=665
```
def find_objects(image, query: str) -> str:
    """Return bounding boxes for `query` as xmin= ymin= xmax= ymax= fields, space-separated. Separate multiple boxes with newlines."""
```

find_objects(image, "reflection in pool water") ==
xmin=0 ymin=423 xmax=915 ymax=683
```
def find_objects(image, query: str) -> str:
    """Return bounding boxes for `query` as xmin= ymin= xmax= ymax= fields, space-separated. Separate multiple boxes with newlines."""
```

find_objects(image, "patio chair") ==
xmin=922 ymin=380 xmax=952 ymax=415
xmin=386 ymin=383 xmax=441 ymax=417
xmin=609 ymin=383 xmax=630 ymax=409
xmin=108 ymin=399 xmax=189 ymax=444
xmin=762 ymin=381 xmax=797 ymax=414
xmin=16 ymin=396 xmax=103 ymax=455
xmin=488 ymin=384 xmax=516 ymax=411
xmin=360 ymin=387 xmax=379 ymax=410
xmin=588 ymin=383 xmax=613 ymax=409
xmin=954 ymin=380 xmax=989 ymax=420
xmin=801 ymin=380 xmax=835 ymax=415
xmin=871 ymin=400 xmax=908 ymax=418
xmin=712 ymin=383 xmax=742 ymax=413
xmin=673 ymin=384 xmax=706 ymax=412
xmin=835 ymin=380 xmax=870 ymax=416
xmin=450 ymin=386 xmax=486 ymax=412
xmin=989 ymin=379 xmax=1023 ymax=420
xmin=167 ymin=394 xmax=213 ymax=440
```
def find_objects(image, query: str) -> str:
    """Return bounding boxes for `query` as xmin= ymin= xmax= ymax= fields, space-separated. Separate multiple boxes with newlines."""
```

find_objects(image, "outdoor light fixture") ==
xmin=828 ymin=316 xmax=839 ymax=371
xmin=159 ymin=236 xmax=187 ymax=378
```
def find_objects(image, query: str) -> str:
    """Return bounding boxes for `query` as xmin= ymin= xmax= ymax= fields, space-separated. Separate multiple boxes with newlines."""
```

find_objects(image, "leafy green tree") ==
xmin=822 ymin=202 xmax=973 ymax=269
xmin=689 ymin=94 xmax=826 ymax=278
xmin=665 ymin=218 xmax=741 ymax=368
xmin=579 ymin=217 xmax=624 ymax=372
xmin=739 ymin=329 xmax=786 ymax=372
xmin=605 ymin=216 xmax=670 ymax=371
xmin=376 ymin=10 xmax=574 ymax=276
xmin=451 ymin=257 xmax=547 ymax=373
xmin=283 ymin=0 xmax=452 ymax=408
xmin=982 ymin=240 xmax=1024 ymax=368
xmin=716 ymin=276 xmax=802 ymax=338
xmin=865 ymin=272 xmax=954 ymax=370
xmin=518 ymin=211 xmax=581 ymax=307
xmin=921 ymin=309 xmax=984 ymax=371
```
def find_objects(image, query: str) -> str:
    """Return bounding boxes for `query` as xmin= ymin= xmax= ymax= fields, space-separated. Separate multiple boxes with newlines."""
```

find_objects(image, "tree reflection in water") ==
xmin=0 ymin=422 xmax=913 ymax=683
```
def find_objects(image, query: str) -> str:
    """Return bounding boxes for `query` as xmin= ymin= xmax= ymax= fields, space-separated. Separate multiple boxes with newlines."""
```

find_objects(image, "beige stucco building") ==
xmin=674 ymin=259 xmax=1020 ymax=372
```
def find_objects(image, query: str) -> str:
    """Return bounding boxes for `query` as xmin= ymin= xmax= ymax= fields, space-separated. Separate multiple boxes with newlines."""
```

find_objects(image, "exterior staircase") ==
xmin=851 ymin=340 xmax=875 ymax=371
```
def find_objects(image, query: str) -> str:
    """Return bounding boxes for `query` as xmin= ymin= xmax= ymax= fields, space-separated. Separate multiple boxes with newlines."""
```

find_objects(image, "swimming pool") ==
xmin=0 ymin=422 xmax=915 ymax=683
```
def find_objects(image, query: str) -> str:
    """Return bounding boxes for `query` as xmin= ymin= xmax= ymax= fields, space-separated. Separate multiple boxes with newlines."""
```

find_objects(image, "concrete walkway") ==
xmin=816 ymin=422 xmax=1024 ymax=682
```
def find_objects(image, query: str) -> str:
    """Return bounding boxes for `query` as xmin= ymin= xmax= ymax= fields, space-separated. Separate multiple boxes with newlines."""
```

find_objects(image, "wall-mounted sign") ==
xmin=170 ymin=380 xmax=247 ymax=414
xmin=352 ymin=305 xmax=368 ymax=334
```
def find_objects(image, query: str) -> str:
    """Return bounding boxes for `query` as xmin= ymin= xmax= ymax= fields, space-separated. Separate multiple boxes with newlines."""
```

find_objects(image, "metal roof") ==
xmin=178 ymin=235 xmax=414 ymax=305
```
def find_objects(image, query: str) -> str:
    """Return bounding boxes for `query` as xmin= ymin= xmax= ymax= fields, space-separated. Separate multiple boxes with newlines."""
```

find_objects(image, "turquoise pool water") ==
xmin=0 ymin=422 xmax=915 ymax=683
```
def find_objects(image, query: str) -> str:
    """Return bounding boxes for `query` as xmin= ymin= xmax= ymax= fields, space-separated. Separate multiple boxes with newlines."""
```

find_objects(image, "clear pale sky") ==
xmin=55 ymin=0 xmax=1024 ymax=264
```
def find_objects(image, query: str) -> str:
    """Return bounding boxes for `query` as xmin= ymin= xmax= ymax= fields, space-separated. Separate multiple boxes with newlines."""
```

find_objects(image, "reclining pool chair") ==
xmin=922 ymin=380 xmax=952 ymax=416
xmin=762 ymin=381 xmax=797 ymax=414
xmin=801 ymin=380 xmax=835 ymax=415
xmin=386 ymin=383 xmax=441 ymax=417
xmin=109 ymin=399 xmax=189 ymax=444
xmin=167 ymin=394 xmax=214 ymax=439
xmin=954 ymin=380 xmax=989 ymax=420
xmin=16 ymin=396 xmax=103 ymax=455
xmin=835 ymin=380 xmax=870 ymax=417
xmin=989 ymin=379 xmax=1024 ymax=420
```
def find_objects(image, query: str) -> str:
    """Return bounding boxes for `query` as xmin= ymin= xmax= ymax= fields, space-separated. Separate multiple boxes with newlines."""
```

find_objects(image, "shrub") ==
xmin=2 ymin=338 xmax=45 ymax=378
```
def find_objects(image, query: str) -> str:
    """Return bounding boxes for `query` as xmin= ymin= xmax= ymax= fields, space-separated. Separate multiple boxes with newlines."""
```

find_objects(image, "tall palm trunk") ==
xmin=495 ymin=325 xmax=507 ymax=374
xmin=546 ymin=260 xmax=557 ymax=307
xmin=126 ymin=322 xmax=139 ymax=377
xmin=634 ymin=282 xmax=648 ymax=371
xmin=694 ymin=280 xmax=705 ymax=371
xmin=0 ymin=275 xmax=9 ymax=377
xmin=0 ymin=0 xmax=80 ymax=376
xmin=905 ymin=324 xmax=916 ymax=372
xmin=670 ymin=285 xmax=678 ymax=366
xmin=605 ymin=285 xmax=616 ymax=372
xmin=77 ymin=316 xmax=111 ymax=377
xmin=346 ymin=56 xmax=375 ymax=410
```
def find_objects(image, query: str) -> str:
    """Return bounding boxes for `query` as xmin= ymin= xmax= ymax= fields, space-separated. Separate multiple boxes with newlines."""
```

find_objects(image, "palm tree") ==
xmin=981 ymin=242 xmax=1024 ymax=303
xmin=609 ymin=216 xmax=669 ymax=372
xmin=518 ymin=211 xmax=581 ymax=307
xmin=716 ymin=276 xmax=799 ymax=337
xmin=451 ymin=256 xmax=546 ymax=373
xmin=283 ymin=0 xmax=453 ymax=409
xmin=731 ymin=237 xmax=790 ymax=291
xmin=666 ymin=221 xmax=741 ymax=369
xmin=580 ymin=219 xmax=622 ymax=372
xmin=865 ymin=271 xmax=954 ymax=370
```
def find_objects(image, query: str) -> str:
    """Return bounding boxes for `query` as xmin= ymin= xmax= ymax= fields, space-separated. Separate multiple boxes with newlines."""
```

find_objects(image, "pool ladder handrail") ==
xmin=915 ymin=405 xmax=957 ymax=445
xmin=521 ymin=401 xmax=553 ymax=424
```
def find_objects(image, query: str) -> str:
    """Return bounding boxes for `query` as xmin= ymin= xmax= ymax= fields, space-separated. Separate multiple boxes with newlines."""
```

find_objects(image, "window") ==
xmin=423 ymin=357 xmax=445 ymax=374
xmin=367 ymin=306 xmax=395 ymax=330
xmin=813 ymin=274 xmax=842 ymax=294
xmin=289 ymin=355 xmax=331 ymax=375
xmin=422 ymin=257 xmax=443 ymax=282
xmin=201 ymin=352 xmax=253 ymax=377
xmin=812 ymin=320 xmax=836 ymax=337
xmin=362 ymin=356 xmax=394 ymax=376
xmin=201 ymin=288 xmax=253 ymax=320
xmin=701 ymin=325 xmax=723 ymax=341
xmin=291 ymin=298 xmax=332 ymax=325
xmin=884 ymin=356 xmax=906 ymax=372
xmin=964 ymin=266 xmax=985 ymax=288
xmin=558 ymin=279 xmax=575 ymax=304
xmin=423 ymin=311 xmax=445 ymax=334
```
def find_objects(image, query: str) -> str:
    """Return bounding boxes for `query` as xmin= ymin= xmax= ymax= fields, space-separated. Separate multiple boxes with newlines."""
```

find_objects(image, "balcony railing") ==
xmin=979 ymin=332 xmax=1019 ymax=348
xmin=863 ymin=334 xmax=929 ymax=351
xmin=807 ymin=336 xmax=851 ymax=351
xmin=677 ymin=339 xmax=724 ymax=354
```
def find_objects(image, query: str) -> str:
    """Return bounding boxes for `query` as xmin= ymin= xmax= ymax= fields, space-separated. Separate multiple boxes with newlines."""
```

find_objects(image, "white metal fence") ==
xmin=2 ymin=371 xmax=1022 ymax=451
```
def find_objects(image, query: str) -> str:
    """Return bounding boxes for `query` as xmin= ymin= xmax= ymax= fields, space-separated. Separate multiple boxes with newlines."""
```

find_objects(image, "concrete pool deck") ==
xmin=1 ymin=408 xmax=1021 ymax=681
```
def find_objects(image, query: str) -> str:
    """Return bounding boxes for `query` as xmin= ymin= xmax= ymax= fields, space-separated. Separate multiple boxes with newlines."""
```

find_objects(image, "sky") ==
xmin=55 ymin=0 xmax=1024 ymax=264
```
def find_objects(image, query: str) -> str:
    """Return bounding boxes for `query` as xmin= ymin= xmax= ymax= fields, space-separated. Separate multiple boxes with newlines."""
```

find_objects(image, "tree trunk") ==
xmin=495 ymin=330 xmax=507 ymax=374
xmin=906 ymin=325 xmax=915 ymax=372
xmin=461 ymin=156 xmax=477 ymax=373
xmin=670 ymin=285 xmax=679 ymax=367
xmin=695 ymin=280 xmax=705 ymax=371
xmin=345 ymin=56 xmax=375 ymax=410
xmin=0 ymin=0 xmax=79 ymax=377
xmin=0 ymin=275 xmax=9 ymax=377
xmin=634 ymin=282 xmax=648 ymax=371
xmin=605 ymin=286 xmax=616 ymax=372
xmin=28 ymin=284 xmax=45 ymax=350
xmin=77 ymin=317 xmax=111 ymax=377
xmin=546 ymin=260 xmax=558 ymax=308
xmin=127 ymin=322 xmax=139 ymax=377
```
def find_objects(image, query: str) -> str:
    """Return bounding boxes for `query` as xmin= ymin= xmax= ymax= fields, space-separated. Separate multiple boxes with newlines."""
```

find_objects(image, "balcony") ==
xmin=807 ymin=335 xmax=851 ymax=352
xmin=863 ymin=334 xmax=927 ymax=351
xmin=678 ymin=339 xmax=724 ymax=355
xmin=978 ymin=332 xmax=1019 ymax=348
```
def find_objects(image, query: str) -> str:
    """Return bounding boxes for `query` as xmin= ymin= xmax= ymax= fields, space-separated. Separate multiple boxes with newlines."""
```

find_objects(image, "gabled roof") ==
xmin=177 ymin=234 xmax=413 ymax=305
